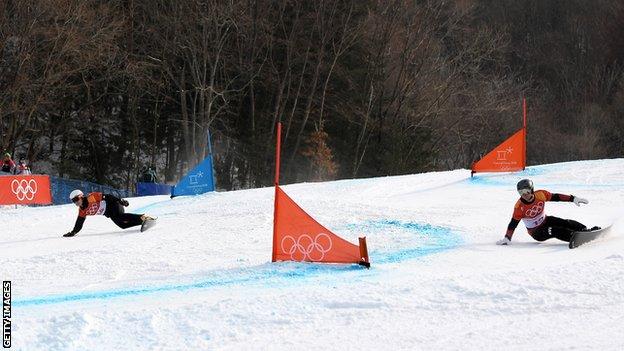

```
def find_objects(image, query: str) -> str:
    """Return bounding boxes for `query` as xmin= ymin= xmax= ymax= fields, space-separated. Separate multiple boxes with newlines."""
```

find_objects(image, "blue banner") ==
xmin=171 ymin=156 xmax=215 ymax=197
xmin=137 ymin=182 xmax=172 ymax=196
xmin=49 ymin=176 xmax=132 ymax=205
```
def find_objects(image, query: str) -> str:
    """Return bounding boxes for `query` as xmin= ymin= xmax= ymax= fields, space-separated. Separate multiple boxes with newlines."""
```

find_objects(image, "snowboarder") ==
xmin=496 ymin=179 xmax=600 ymax=245
xmin=63 ymin=189 xmax=155 ymax=237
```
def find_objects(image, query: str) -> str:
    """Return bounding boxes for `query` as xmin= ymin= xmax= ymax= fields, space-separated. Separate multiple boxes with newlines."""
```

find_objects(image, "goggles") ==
xmin=517 ymin=188 xmax=532 ymax=196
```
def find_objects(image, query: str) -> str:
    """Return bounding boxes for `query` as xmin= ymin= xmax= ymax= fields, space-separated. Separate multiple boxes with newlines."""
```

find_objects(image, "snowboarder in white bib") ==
xmin=63 ymin=189 xmax=154 ymax=237
xmin=496 ymin=179 xmax=600 ymax=245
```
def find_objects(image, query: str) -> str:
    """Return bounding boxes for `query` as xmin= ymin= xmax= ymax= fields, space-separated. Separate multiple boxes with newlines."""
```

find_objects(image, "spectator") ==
xmin=1 ymin=152 xmax=15 ymax=174
xmin=15 ymin=158 xmax=32 ymax=175
xmin=140 ymin=166 xmax=158 ymax=183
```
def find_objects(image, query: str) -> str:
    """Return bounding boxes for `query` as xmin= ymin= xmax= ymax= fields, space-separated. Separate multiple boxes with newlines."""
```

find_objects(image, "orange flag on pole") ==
xmin=271 ymin=122 xmax=370 ymax=267
xmin=471 ymin=98 xmax=527 ymax=175
xmin=471 ymin=128 xmax=525 ymax=173
xmin=273 ymin=185 xmax=369 ymax=265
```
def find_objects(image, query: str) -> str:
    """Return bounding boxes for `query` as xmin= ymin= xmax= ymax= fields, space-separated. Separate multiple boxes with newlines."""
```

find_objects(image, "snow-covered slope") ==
xmin=2 ymin=159 xmax=624 ymax=350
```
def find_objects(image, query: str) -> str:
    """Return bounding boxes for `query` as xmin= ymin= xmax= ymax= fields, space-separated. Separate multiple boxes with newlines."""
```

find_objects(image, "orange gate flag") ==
xmin=0 ymin=175 xmax=52 ymax=205
xmin=471 ymin=128 xmax=525 ymax=174
xmin=273 ymin=186 xmax=369 ymax=266
xmin=271 ymin=122 xmax=370 ymax=267
xmin=471 ymin=98 xmax=527 ymax=175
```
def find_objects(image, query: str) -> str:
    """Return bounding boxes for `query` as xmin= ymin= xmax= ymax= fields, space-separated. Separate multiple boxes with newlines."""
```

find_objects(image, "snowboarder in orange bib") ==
xmin=63 ymin=189 xmax=154 ymax=237
xmin=496 ymin=179 xmax=599 ymax=245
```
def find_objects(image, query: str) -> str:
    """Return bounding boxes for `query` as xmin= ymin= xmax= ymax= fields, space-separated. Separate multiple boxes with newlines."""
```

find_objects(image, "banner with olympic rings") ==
xmin=0 ymin=175 xmax=52 ymax=205
xmin=272 ymin=185 xmax=369 ymax=267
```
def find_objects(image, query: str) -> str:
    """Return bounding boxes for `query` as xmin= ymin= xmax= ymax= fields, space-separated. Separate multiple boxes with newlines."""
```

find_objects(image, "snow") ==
xmin=2 ymin=159 xmax=624 ymax=350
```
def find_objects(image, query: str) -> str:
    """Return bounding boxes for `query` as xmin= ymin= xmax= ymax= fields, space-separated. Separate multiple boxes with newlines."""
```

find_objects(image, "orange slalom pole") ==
xmin=358 ymin=237 xmax=370 ymax=268
xmin=274 ymin=122 xmax=282 ymax=186
xmin=522 ymin=97 xmax=527 ymax=170
xmin=272 ymin=122 xmax=282 ymax=262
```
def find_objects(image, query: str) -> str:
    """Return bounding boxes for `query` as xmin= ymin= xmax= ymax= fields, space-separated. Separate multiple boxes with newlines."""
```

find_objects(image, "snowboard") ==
xmin=569 ymin=225 xmax=611 ymax=249
xmin=140 ymin=217 xmax=157 ymax=232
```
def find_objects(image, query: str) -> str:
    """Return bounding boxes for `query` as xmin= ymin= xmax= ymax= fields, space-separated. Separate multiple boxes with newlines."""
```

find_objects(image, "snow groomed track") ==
xmin=2 ymin=159 xmax=624 ymax=350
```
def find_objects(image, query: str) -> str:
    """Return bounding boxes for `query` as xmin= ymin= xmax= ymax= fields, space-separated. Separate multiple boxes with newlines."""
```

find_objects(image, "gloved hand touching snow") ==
xmin=572 ymin=196 xmax=588 ymax=207
xmin=496 ymin=236 xmax=511 ymax=245
xmin=120 ymin=199 xmax=129 ymax=207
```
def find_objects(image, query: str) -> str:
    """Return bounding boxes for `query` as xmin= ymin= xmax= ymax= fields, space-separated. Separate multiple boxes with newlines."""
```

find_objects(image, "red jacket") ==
xmin=78 ymin=192 xmax=107 ymax=218
xmin=1 ymin=159 xmax=15 ymax=173
xmin=506 ymin=189 xmax=573 ymax=238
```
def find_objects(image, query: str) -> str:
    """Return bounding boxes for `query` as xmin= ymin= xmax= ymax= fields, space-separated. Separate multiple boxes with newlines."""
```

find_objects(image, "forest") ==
xmin=1 ymin=0 xmax=623 ymax=191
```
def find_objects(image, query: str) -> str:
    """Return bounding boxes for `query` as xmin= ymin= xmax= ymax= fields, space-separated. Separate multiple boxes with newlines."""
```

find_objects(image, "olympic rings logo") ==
xmin=10 ymin=179 xmax=38 ymax=201
xmin=281 ymin=233 xmax=333 ymax=262
xmin=525 ymin=201 xmax=544 ymax=218
xmin=85 ymin=203 xmax=100 ymax=215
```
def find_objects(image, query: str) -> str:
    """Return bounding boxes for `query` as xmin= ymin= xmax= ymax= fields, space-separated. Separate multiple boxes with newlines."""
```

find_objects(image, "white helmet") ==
xmin=69 ymin=189 xmax=83 ymax=201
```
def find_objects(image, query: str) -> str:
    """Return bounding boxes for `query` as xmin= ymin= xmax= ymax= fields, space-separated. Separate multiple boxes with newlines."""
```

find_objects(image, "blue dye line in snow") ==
xmin=530 ymin=182 xmax=624 ymax=189
xmin=131 ymin=199 xmax=174 ymax=215
xmin=469 ymin=175 xmax=624 ymax=189
xmin=14 ymin=264 xmax=361 ymax=307
xmin=468 ymin=164 xmax=624 ymax=188
xmin=343 ymin=219 xmax=463 ymax=264
xmin=131 ymin=192 xmax=218 ymax=215
xmin=467 ymin=167 xmax=546 ymax=187
xmin=14 ymin=219 xmax=461 ymax=307
xmin=14 ymin=276 xmax=253 ymax=307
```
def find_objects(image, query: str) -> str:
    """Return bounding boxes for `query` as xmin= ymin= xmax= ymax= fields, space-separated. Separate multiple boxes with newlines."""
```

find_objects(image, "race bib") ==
xmin=85 ymin=200 xmax=107 ymax=216
xmin=522 ymin=201 xmax=546 ymax=228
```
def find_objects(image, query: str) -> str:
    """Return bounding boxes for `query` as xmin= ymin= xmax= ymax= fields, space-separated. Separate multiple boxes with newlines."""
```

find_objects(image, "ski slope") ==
xmin=2 ymin=159 xmax=624 ymax=350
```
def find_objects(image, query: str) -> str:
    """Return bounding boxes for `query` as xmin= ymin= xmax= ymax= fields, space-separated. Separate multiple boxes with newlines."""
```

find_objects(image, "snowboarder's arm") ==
xmin=541 ymin=189 xmax=580 ymax=203
xmin=102 ymin=193 xmax=119 ymax=202
xmin=105 ymin=193 xmax=129 ymax=206
xmin=68 ymin=216 xmax=86 ymax=235
xmin=550 ymin=193 xmax=588 ymax=206
xmin=503 ymin=203 xmax=524 ymax=241
xmin=550 ymin=193 xmax=572 ymax=202
xmin=102 ymin=193 xmax=128 ymax=206
xmin=505 ymin=218 xmax=520 ymax=240
xmin=497 ymin=218 xmax=518 ymax=245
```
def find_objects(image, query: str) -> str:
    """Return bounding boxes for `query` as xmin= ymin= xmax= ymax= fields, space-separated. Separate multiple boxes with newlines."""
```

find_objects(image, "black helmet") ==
xmin=517 ymin=179 xmax=534 ymax=193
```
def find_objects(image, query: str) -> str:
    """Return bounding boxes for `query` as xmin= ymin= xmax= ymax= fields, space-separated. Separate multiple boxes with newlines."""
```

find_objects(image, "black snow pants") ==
xmin=530 ymin=216 xmax=587 ymax=243
xmin=104 ymin=195 xmax=143 ymax=229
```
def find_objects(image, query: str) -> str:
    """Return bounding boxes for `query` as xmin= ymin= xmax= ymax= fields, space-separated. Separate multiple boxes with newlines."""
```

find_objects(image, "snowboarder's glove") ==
xmin=120 ymin=199 xmax=129 ymax=207
xmin=496 ymin=236 xmax=511 ymax=245
xmin=63 ymin=231 xmax=75 ymax=237
xmin=572 ymin=196 xmax=588 ymax=207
